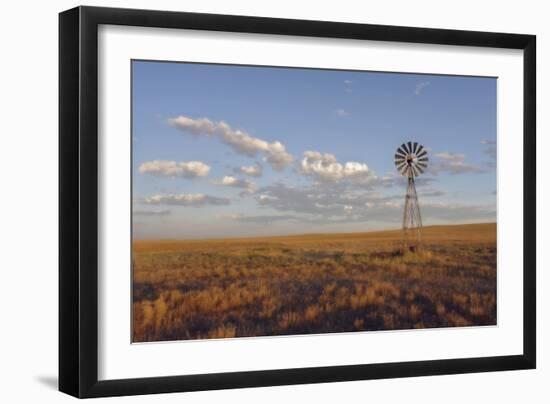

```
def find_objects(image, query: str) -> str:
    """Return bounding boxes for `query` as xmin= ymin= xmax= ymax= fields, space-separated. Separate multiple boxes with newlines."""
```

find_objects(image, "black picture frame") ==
xmin=59 ymin=5 xmax=536 ymax=398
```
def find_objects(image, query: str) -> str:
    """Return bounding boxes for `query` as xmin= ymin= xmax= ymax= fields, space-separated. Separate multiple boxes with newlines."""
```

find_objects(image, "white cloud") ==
xmin=216 ymin=176 xmax=256 ymax=192
xmin=237 ymin=163 xmax=263 ymax=177
xmin=221 ymin=176 xmax=238 ymax=185
xmin=258 ymin=194 xmax=277 ymax=204
xmin=334 ymin=108 xmax=350 ymax=117
xmin=256 ymin=182 xmax=370 ymax=219
xmin=299 ymin=151 xmax=369 ymax=182
xmin=255 ymin=182 xmax=495 ymax=224
xmin=168 ymin=115 xmax=293 ymax=170
xmin=139 ymin=160 xmax=210 ymax=178
xmin=415 ymin=81 xmax=430 ymax=95
xmin=382 ymin=200 xmax=401 ymax=209
xmin=142 ymin=193 xmax=230 ymax=206
xmin=344 ymin=80 xmax=353 ymax=85
xmin=133 ymin=209 xmax=171 ymax=216
xmin=431 ymin=152 xmax=487 ymax=175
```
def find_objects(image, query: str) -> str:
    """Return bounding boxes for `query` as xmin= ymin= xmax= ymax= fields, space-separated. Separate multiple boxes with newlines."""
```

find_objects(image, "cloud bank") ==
xmin=168 ymin=116 xmax=293 ymax=170
xmin=431 ymin=152 xmax=487 ymax=175
xmin=133 ymin=209 xmax=171 ymax=216
xmin=255 ymin=182 xmax=494 ymax=224
xmin=139 ymin=160 xmax=210 ymax=178
xmin=142 ymin=193 xmax=230 ymax=207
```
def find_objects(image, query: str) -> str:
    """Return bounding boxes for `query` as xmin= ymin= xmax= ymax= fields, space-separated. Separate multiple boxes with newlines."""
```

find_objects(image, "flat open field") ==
xmin=133 ymin=223 xmax=496 ymax=342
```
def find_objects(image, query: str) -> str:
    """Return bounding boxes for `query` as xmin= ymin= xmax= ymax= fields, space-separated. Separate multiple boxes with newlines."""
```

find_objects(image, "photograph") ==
xmin=131 ymin=60 xmax=497 ymax=343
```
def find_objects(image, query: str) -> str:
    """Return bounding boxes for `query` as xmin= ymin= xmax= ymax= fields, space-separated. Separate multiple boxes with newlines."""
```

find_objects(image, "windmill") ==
xmin=394 ymin=142 xmax=428 ymax=253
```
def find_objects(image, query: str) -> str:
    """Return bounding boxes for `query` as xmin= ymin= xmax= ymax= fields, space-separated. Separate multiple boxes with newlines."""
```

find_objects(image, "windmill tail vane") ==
xmin=394 ymin=141 xmax=428 ymax=253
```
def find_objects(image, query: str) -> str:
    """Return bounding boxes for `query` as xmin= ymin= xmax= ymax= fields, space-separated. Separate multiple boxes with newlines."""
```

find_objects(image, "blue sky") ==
xmin=132 ymin=60 xmax=496 ymax=240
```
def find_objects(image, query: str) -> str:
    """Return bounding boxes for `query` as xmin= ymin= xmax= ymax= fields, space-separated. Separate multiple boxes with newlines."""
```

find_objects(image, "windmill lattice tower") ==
xmin=394 ymin=142 xmax=429 ymax=253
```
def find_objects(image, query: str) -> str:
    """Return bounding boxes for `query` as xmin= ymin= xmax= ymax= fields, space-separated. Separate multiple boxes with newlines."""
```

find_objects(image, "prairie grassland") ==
xmin=132 ymin=223 xmax=496 ymax=342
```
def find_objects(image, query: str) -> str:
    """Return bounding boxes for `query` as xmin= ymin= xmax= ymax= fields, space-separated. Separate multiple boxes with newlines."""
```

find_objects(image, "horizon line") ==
xmin=132 ymin=221 xmax=496 ymax=243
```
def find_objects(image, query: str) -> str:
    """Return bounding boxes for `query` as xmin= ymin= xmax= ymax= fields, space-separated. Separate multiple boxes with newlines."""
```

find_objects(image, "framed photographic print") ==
xmin=59 ymin=6 xmax=536 ymax=398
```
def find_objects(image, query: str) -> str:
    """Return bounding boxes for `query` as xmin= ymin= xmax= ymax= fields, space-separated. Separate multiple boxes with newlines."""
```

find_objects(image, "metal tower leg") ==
xmin=401 ymin=173 xmax=423 ymax=253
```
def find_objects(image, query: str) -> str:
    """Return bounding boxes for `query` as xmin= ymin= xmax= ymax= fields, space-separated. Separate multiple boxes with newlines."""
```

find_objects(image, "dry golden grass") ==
xmin=132 ymin=223 xmax=496 ymax=342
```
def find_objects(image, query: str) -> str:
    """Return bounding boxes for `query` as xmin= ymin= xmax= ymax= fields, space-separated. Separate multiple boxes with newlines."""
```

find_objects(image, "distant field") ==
xmin=132 ymin=223 xmax=496 ymax=342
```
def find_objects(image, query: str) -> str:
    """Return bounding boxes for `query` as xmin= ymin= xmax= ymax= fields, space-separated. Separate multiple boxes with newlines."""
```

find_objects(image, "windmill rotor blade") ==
xmin=395 ymin=153 xmax=406 ymax=161
xmin=401 ymin=166 xmax=410 ymax=176
xmin=416 ymin=144 xmax=424 ymax=155
xmin=395 ymin=161 xmax=406 ymax=169
xmin=418 ymin=157 xmax=429 ymax=162
xmin=412 ymin=142 xmax=419 ymax=154
xmin=417 ymin=158 xmax=427 ymax=165
xmin=416 ymin=162 xmax=428 ymax=170
xmin=395 ymin=148 xmax=407 ymax=157
xmin=398 ymin=162 xmax=408 ymax=175
xmin=397 ymin=162 xmax=407 ymax=173
xmin=400 ymin=143 xmax=409 ymax=154
xmin=395 ymin=157 xmax=406 ymax=164
xmin=417 ymin=149 xmax=427 ymax=158
xmin=407 ymin=141 xmax=413 ymax=154
xmin=415 ymin=164 xmax=425 ymax=174
xmin=411 ymin=165 xmax=420 ymax=177
xmin=395 ymin=162 xmax=406 ymax=170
